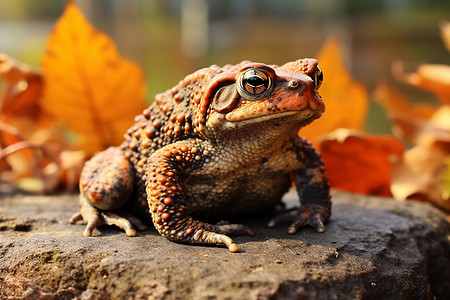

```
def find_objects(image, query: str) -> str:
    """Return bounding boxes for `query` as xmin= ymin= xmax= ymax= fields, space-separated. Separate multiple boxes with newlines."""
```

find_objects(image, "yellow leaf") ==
xmin=41 ymin=1 xmax=147 ymax=155
xmin=300 ymin=38 xmax=369 ymax=145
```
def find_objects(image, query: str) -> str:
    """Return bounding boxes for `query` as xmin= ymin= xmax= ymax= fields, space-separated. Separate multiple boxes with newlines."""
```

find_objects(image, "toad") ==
xmin=70 ymin=59 xmax=331 ymax=252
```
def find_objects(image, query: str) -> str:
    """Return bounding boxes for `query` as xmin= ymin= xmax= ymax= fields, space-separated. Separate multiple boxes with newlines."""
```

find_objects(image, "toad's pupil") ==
xmin=246 ymin=76 xmax=265 ymax=87
xmin=243 ymin=75 xmax=269 ymax=95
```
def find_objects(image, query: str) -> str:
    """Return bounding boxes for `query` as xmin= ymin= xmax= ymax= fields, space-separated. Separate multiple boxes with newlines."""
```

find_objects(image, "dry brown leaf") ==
xmin=392 ymin=61 xmax=450 ymax=104
xmin=301 ymin=38 xmax=369 ymax=145
xmin=319 ymin=129 xmax=405 ymax=197
xmin=0 ymin=54 xmax=59 ymax=174
xmin=41 ymin=1 xmax=147 ymax=155
xmin=391 ymin=143 xmax=450 ymax=211
xmin=382 ymin=24 xmax=450 ymax=210
xmin=387 ymin=104 xmax=450 ymax=210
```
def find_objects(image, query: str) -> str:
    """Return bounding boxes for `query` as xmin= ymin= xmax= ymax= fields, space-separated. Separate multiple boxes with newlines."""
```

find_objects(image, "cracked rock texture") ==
xmin=0 ymin=190 xmax=449 ymax=299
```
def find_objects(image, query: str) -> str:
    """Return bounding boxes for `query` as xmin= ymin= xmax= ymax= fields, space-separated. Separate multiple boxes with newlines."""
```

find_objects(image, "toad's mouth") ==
xmin=224 ymin=107 xmax=322 ymax=125
xmin=223 ymin=88 xmax=325 ymax=123
xmin=224 ymin=102 xmax=323 ymax=123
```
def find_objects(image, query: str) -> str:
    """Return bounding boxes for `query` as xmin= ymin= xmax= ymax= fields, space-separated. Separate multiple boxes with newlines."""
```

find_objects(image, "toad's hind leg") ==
xmin=70 ymin=147 xmax=146 ymax=236
xmin=147 ymin=141 xmax=254 ymax=253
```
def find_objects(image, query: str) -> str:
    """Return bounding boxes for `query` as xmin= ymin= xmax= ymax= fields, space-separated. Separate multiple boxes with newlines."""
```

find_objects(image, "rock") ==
xmin=0 ymin=190 xmax=449 ymax=299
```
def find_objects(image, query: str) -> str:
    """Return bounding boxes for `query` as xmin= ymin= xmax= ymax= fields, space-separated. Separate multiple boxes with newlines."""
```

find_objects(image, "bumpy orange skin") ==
xmin=72 ymin=59 xmax=331 ymax=252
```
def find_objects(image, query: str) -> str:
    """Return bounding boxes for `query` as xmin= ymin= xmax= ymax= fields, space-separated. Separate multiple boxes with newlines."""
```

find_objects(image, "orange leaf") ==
xmin=392 ymin=61 xmax=450 ymax=104
xmin=301 ymin=38 xmax=369 ymax=145
xmin=319 ymin=129 xmax=405 ymax=197
xmin=41 ymin=1 xmax=147 ymax=155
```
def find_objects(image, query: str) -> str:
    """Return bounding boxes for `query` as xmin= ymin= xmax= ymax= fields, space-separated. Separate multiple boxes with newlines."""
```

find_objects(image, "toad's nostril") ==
xmin=288 ymin=80 xmax=299 ymax=88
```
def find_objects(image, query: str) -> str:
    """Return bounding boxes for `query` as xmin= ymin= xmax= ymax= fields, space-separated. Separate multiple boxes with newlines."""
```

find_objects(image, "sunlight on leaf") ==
xmin=41 ymin=1 xmax=147 ymax=155
xmin=319 ymin=129 xmax=405 ymax=197
xmin=301 ymin=38 xmax=369 ymax=145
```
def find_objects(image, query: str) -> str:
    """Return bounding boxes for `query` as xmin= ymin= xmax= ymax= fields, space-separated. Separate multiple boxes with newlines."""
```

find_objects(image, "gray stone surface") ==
xmin=0 ymin=190 xmax=449 ymax=299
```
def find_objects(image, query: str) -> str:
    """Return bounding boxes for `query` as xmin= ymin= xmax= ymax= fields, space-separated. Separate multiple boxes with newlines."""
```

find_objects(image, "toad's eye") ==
xmin=314 ymin=66 xmax=323 ymax=91
xmin=238 ymin=69 xmax=273 ymax=99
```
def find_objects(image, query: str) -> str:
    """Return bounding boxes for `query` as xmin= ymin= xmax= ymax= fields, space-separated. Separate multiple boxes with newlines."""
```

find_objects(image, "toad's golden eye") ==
xmin=238 ymin=69 xmax=273 ymax=99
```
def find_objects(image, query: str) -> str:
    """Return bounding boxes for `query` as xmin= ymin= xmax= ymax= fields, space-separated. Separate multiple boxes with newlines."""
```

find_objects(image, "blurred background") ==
xmin=0 ymin=0 xmax=449 ymax=133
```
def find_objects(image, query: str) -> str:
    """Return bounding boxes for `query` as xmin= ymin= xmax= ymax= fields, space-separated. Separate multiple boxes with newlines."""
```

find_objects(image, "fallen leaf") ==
xmin=301 ymin=38 xmax=369 ymax=145
xmin=392 ymin=61 xmax=450 ymax=104
xmin=386 ymin=103 xmax=450 ymax=211
xmin=379 ymin=23 xmax=450 ymax=211
xmin=319 ymin=129 xmax=405 ymax=197
xmin=0 ymin=54 xmax=62 ymax=183
xmin=41 ymin=1 xmax=147 ymax=155
xmin=391 ymin=143 xmax=450 ymax=211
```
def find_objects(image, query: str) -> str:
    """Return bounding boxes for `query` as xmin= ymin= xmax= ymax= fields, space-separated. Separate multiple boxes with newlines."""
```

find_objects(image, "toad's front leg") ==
xmin=269 ymin=136 xmax=331 ymax=233
xmin=147 ymin=140 xmax=253 ymax=253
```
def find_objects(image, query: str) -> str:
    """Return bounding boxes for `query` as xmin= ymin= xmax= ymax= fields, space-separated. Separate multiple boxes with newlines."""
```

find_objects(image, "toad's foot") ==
xmin=210 ymin=222 xmax=254 ymax=252
xmin=267 ymin=204 xmax=330 ymax=234
xmin=156 ymin=220 xmax=255 ymax=253
xmin=195 ymin=230 xmax=240 ymax=253
xmin=184 ymin=223 xmax=254 ymax=253
xmin=70 ymin=195 xmax=147 ymax=237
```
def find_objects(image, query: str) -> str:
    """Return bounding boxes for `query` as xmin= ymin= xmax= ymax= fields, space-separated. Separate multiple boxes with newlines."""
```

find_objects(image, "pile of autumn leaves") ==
xmin=0 ymin=3 xmax=449 ymax=214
